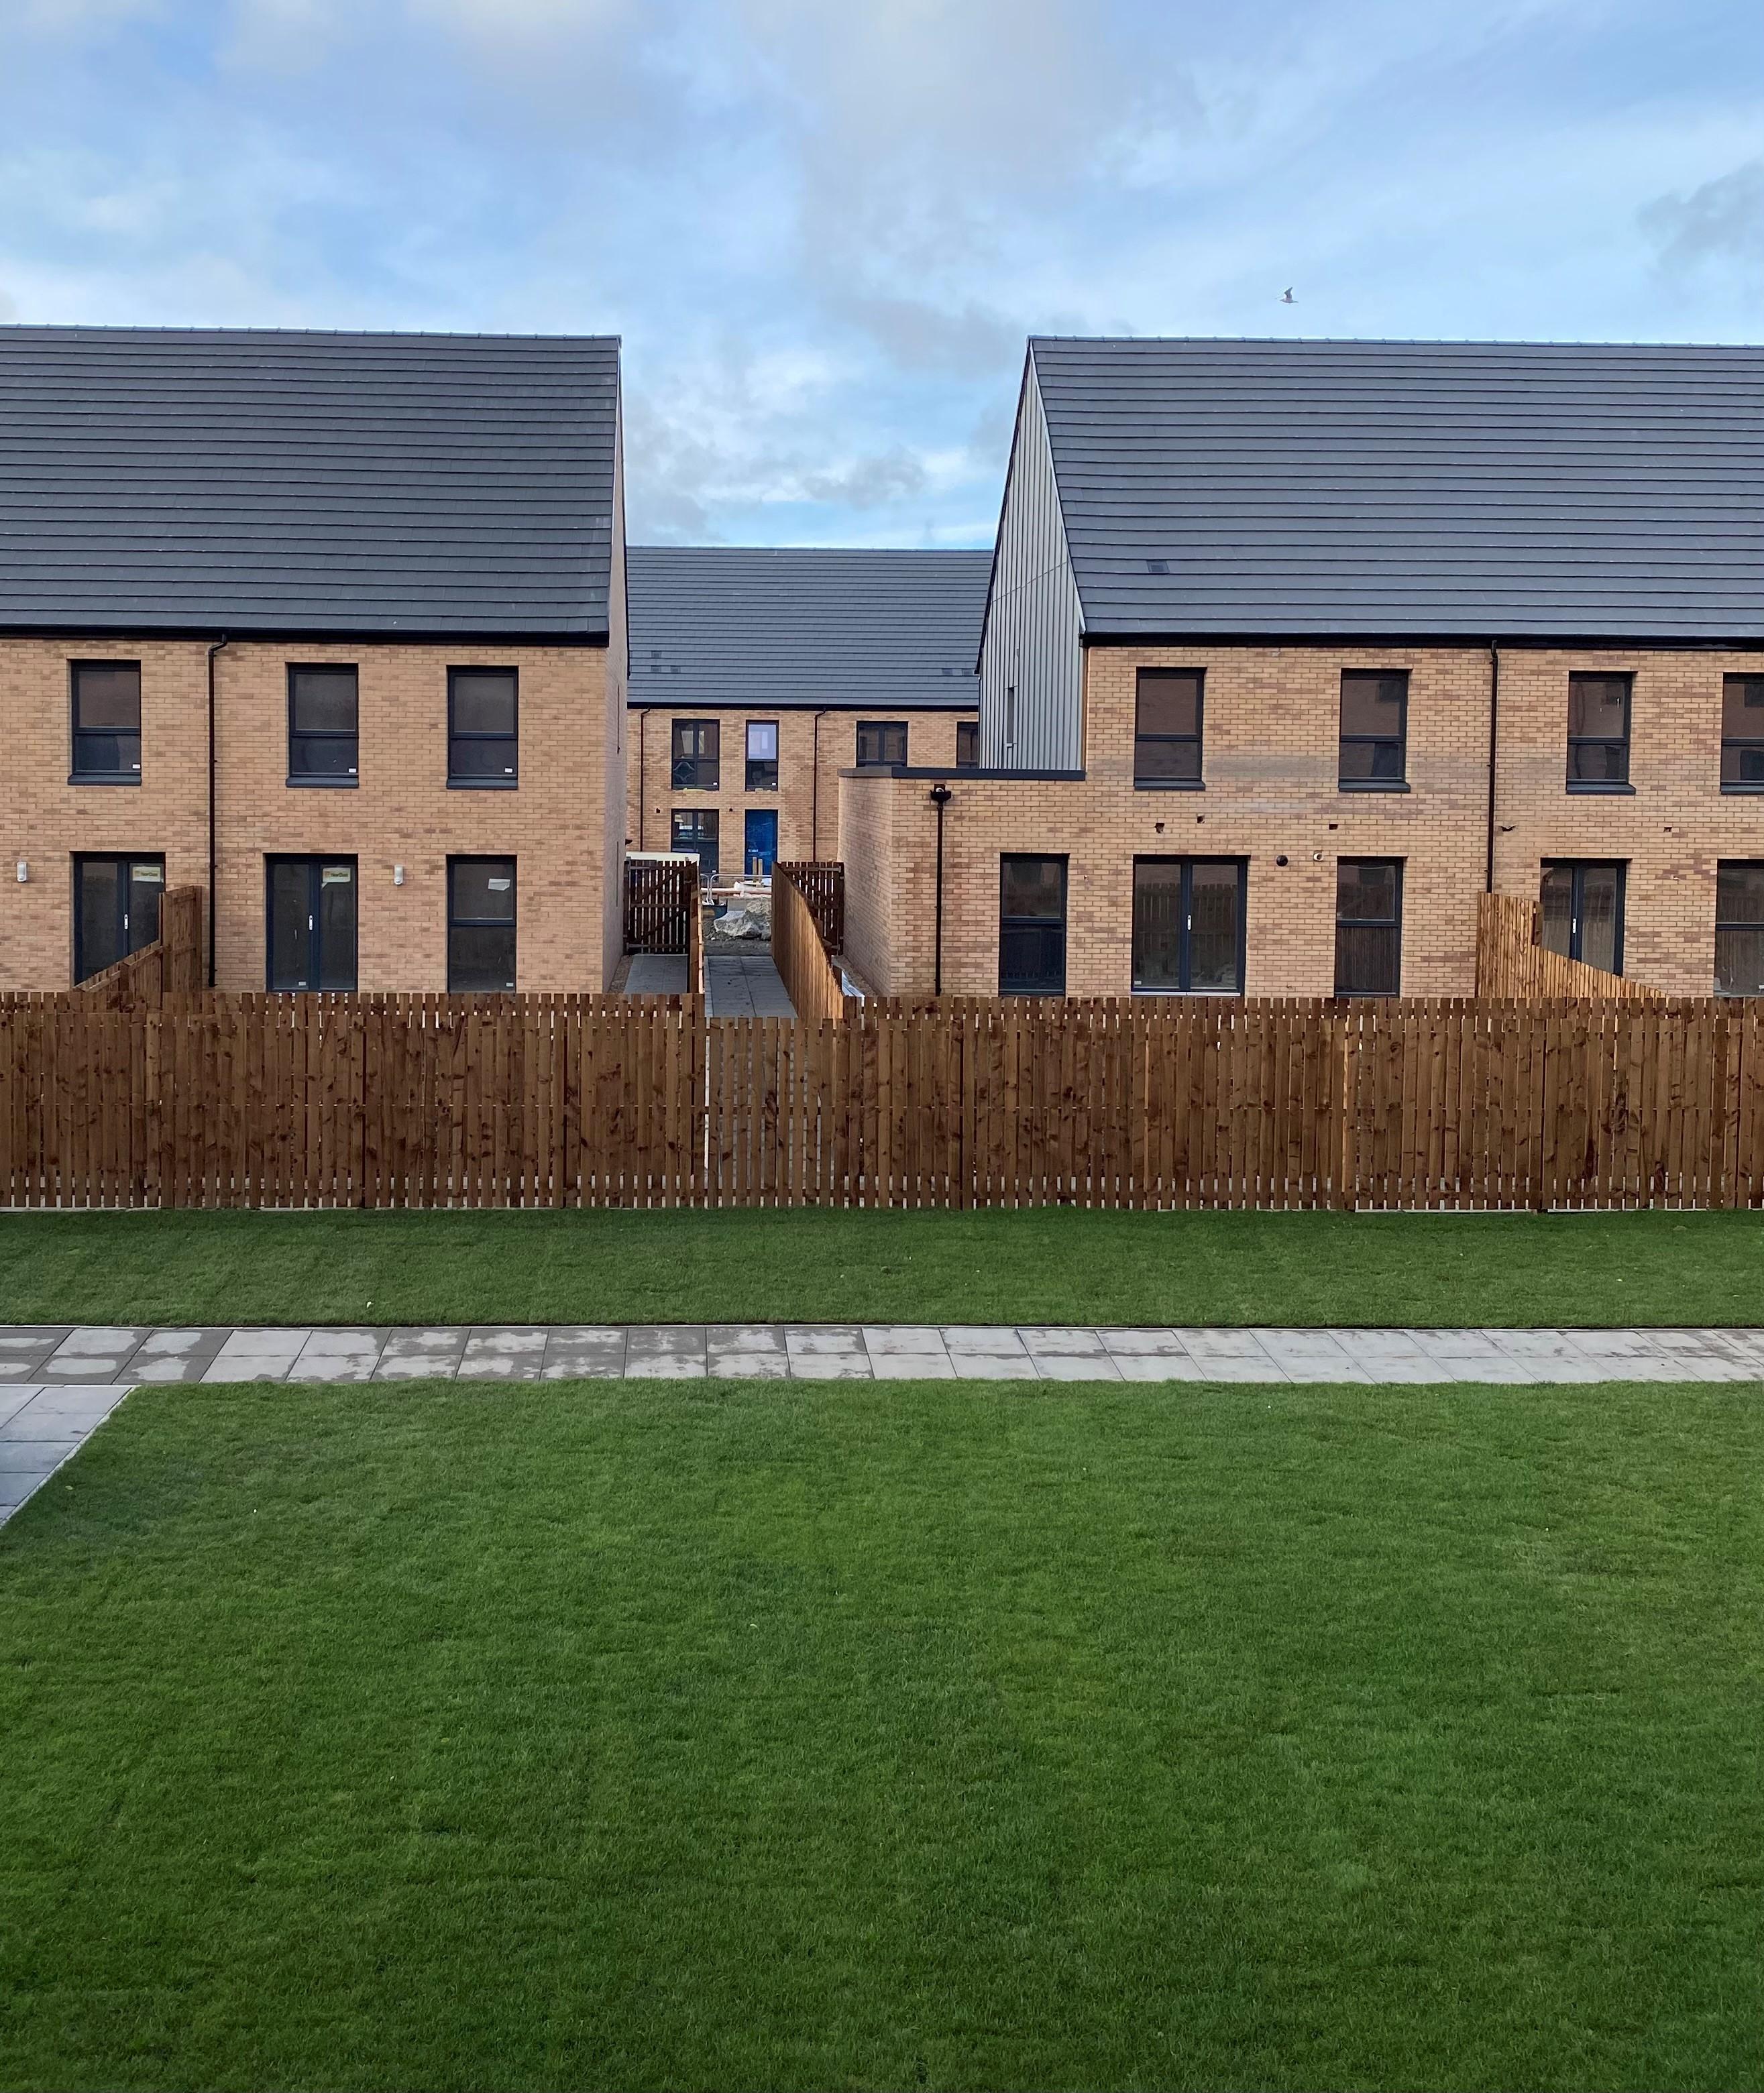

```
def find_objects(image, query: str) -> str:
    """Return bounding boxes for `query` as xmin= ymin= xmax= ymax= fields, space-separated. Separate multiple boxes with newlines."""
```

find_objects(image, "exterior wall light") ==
xmin=393 ymin=864 xmax=405 ymax=887
xmin=15 ymin=861 xmax=26 ymax=883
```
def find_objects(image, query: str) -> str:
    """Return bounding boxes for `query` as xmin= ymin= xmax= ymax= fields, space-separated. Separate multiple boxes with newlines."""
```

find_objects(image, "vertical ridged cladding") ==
xmin=978 ymin=355 xmax=1084 ymax=770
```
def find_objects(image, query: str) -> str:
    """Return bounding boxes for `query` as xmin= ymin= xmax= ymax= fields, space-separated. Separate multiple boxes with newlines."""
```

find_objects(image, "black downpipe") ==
xmin=205 ymin=635 xmax=229 ymax=986
xmin=928 ymin=782 xmax=952 ymax=995
xmin=1484 ymin=640 xmax=1500 ymax=893
xmin=810 ymin=708 xmax=830 ymax=859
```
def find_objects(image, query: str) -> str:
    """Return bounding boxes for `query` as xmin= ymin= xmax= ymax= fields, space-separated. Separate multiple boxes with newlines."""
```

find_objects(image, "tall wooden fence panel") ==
xmin=1476 ymin=894 xmax=1660 ymax=1000
xmin=624 ymin=858 xmax=698 ymax=954
xmin=771 ymin=870 xmax=852 ymax=1025
xmin=774 ymin=862 xmax=844 ymax=954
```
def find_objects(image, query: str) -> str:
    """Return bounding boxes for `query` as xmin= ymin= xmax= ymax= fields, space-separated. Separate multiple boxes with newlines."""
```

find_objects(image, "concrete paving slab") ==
xmin=625 ymin=1326 xmax=707 ymax=1378
xmin=375 ymin=1328 xmax=470 ymax=1380
xmin=128 ymin=1328 xmax=233 ymax=1383
xmin=0 ymin=1438 xmax=80 ymax=1474
xmin=4 ymin=1387 xmax=126 ymax=1432
xmin=863 ymin=1326 xmax=955 ymax=1379
xmin=1174 ymin=1330 xmax=1291 ymax=1381
xmin=459 ymin=1328 xmax=549 ymax=1379
xmin=1109 ymin=1350 xmax=1208 ymax=1381
xmin=783 ymin=1327 xmax=870 ymax=1379
xmin=625 ymin=954 xmax=688 ymax=995
xmin=202 ymin=1328 xmax=312 ymax=1382
xmin=1098 ymin=1328 xmax=1188 ymax=1356
xmin=943 ymin=1327 xmax=1038 ymax=1380
xmin=541 ymin=1328 xmax=627 ymax=1379
xmin=1022 ymin=1328 xmax=1110 ymax=1358
xmin=50 ymin=1326 xmax=148 ymax=1357
xmin=288 ymin=1329 xmax=386 ymax=1383
xmin=707 ymin=1326 xmax=791 ymax=1379
xmin=0 ymin=1388 xmax=39 ymax=1427
xmin=0 ymin=1330 xmax=70 ymax=1355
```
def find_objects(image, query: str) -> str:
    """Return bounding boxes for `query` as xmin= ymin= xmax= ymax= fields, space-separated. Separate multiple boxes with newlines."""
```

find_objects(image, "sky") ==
xmin=1 ymin=0 xmax=1759 ymax=548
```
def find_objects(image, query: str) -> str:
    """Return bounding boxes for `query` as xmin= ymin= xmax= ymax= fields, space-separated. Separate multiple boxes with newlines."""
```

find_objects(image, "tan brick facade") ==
xmin=0 ymin=635 xmax=622 ymax=992
xmin=840 ymin=640 xmax=1764 ymax=999
xmin=626 ymin=705 xmax=975 ymax=872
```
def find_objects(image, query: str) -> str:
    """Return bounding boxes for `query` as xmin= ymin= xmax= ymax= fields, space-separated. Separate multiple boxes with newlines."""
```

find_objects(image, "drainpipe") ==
xmin=205 ymin=635 xmax=228 ymax=987
xmin=637 ymin=706 xmax=649 ymax=851
xmin=810 ymin=707 xmax=830 ymax=860
xmin=1484 ymin=641 xmax=1500 ymax=893
xmin=928 ymin=781 xmax=952 ymax=996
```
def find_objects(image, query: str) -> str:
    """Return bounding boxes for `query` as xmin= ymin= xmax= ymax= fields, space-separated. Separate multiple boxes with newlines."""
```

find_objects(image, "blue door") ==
xmin=744 ymin=809 xmax=779 ymax=876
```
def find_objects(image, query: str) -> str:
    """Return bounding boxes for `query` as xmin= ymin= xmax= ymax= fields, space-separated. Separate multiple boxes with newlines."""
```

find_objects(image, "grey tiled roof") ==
xmin=1030 ymin=336 xmax=1764 ymax=640
xmin=0 ymin=327 xmax=619 ymax=636
xmin=627 ymin=546 xmax=989 ymax=710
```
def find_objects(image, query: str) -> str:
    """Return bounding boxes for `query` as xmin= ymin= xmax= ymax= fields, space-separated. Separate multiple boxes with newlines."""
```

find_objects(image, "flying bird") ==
xmin=1280 ymin=288 xmax=1295 ymax=303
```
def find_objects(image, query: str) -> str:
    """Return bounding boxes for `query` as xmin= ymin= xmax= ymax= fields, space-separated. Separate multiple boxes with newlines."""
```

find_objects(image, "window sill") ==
xmin=1133 ymin=779 xmax=1205 ymax=792
xmin=286 ymin=777 xmax=359 ymax=789
xmin=1131 ymin=987 xmax=1245 ymax=997
xmin=1565 ymin=782 xmax=1635 ymax=795
xmin=1720 ymin=784 xmax=1764 ymax=796
xmin=1338 ymin=781 xmax=1410 ymax=794
xmin=68 ymin=773 xmax=141 ymax=787
xmin=447 ymin=777 xmax=519 ymax=791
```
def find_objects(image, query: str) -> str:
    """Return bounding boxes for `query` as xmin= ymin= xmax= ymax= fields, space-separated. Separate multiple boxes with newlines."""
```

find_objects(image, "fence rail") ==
xmin=4 ymin=991 xmax=1764 ymax=1210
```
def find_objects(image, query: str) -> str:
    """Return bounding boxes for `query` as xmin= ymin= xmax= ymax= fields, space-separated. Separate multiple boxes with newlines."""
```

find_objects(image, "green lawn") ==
xmin=4 ymin=1205 xmax=1764 ymax=1327
xmin=3 ymin=1379 xmax=1760 ymax=2092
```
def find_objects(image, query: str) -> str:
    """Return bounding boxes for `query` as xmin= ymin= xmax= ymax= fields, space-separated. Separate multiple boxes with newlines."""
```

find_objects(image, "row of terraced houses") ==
xmin=1 ymin=325 xmax=1761 ymax=1000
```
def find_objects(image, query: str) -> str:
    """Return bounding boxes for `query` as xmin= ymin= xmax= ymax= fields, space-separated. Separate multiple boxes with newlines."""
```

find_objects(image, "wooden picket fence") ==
xmin=4 ymin=989 xmax=1764 ymax=1210
xmin=623 ymin=856 xmax=698 ymax=954
xmin=771 ymin=867 xmax=851 ymax=1024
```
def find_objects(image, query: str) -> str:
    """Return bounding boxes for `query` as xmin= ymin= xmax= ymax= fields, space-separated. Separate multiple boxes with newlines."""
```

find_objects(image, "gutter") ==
xmin=205 ymin=635 xmax=228 ymax=987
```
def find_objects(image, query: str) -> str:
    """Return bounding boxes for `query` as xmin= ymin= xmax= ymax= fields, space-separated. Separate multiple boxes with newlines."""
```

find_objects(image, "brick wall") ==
xmin=840 ymin=640 xmax=1764 ymax=999
xmin=0 ymin=635 xmax=620 ymax=992
xmin=626 ymin=705 xmax=975 ymax=871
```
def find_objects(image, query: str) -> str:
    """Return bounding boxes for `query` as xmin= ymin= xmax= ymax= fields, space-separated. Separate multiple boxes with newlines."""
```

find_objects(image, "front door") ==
xmin=267 ymin=856 xmax=358 ymax=991
xmin=744 ymin=809 xmax=778 ymax=877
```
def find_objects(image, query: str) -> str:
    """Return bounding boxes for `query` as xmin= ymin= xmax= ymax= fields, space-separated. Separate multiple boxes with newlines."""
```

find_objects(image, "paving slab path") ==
xmin=3 ymin=1323 xmax=1758 ymax=1526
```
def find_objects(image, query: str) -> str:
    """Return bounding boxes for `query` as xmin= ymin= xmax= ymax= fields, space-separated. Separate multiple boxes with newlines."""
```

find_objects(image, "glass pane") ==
xmin=268 ymin=862 xmax=313 ymax=991
xmin=1539 ymin=866 xmax=1574 ymax=956
xmin=1132 ymin=861 xmax=1184 ymax=990
xmin=74 ymin=730 xmax=141 ymax=776
xmin=746 ymin=722 xmax=777 ymax=760
xmin=1720 ymin=742 xmax=1764 ymax=786
xmin=1136 ymin=671 xmax=1200 ymax=738
xmin=1336 ymin=862 xmax=1397 ymax=923
xmin=1340 ymin=672 xmax=1404 ymax=738
xmin=75 ymin=859 xmax=123 ymax=980
xmin=956 ymin=722 xmax=979 ymax=767
xmin=1338 ymin=738 xmax=1403 ymax=782
xmin=1722 ymin=678 xmax=1764 ymax=738
xmin=1576 ymin=866 xmax=1621 ymax=973
xmin=74 ymin=663 xmax=140 ymax=730
xmin=1135 ymin=736 xmax=1201 ymax=783
xmin=1335 ymin=923 xmax=1399 ymax=995
xmin=125 ymin=861 xmax=164 ymax=954
xmin=290 ymin=668 xmax=358 ymax=734
xmin=451 ymin=671 xmax=516 ymax=735
xmin=1001 ymin=858 xmax=1064 ymax=923
xmin=1567 ymin=740 xmax=1626 ymax=784
xmin=449 ymin=923 xmax=516 ymax=993
xmin=1716 ymin=863 xmax=1764 ymax=927
xmin=449 ymin=736 xmax=516 ymax=779
xmin=290 ymin=733 xmax=357 ymax=777
xmin=1568 ymin=675 xmax=1627 ymax=738
xmin=451 ymin=860 xmax=515 ymax=922
xmin=999 ymin=923 xmax=1064 ymax=995
xmin=314 ymin=864 xmax=357 ymax=991
xmin=1187 ymin=862 xmax=1242 ymax=991
xmin=1716 ymin=927 xmax=1764 ymax=997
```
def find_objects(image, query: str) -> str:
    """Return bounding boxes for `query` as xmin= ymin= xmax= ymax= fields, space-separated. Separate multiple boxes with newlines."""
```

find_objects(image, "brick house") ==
xmin=0 ymin=325 xmax=628 ymax=993
xmin=625 ymin=547 xmax=984 ymax=877
xmin=840 ymin=337 xmax=1764 ymax=999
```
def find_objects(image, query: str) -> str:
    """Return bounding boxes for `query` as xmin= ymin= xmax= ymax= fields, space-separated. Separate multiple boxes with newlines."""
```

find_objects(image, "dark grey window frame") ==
xmin=1720 ymin=675 xmax=1764 ymax=794
xmin=1131 ymin=857 xmax=1248 ymax=995
xmin=745 ymin=720 xmax=779 ymax=792
xmin=447 ymin=856 xmax=517 ymax=993
xmin=286 ymin=664 xmax=360 ymax=788
xmin=670 ymin=807 xmax=720 ymax=879
xmin=69 ymin=660 xmax=143 ymax=785
xmin=1338 ymin=669 xmax=1410 ymax=792
xmin=1539 ymin=860 xmax=1626 ymax=974
xmin=671 ymin=718 xmax=720 ymax=791
xmin=998 ymin=854 xmax=1068 ymax=997
xmin=447 ymin=667 xmax=518 ymax=790
xmin=1134 ymin=668 xmax=1205 ymax=789
xmin=264 ymin=854 xmax=360 ymax=993
xmin=956 ymin=720 xmax=980 ymax=769
xmin=1333 ymin=858 xmax=1404 ymax=997
xmin=1566 ymin=671 xmax=1634 ymax=793
xmin=856 ymin=720 xmax=909 ymax=769
xmin=72 ymin=852 xmax=164 ymax=983
xmin=1716 ymin=861 xmax=1764 ymax=996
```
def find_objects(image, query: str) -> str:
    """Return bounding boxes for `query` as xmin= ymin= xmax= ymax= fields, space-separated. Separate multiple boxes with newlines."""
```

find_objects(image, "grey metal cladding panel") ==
xmin=625 ymin=547 xmax=990 ymax=708
xmin=1030 ymin=336 xmax=1764 ymax=638
xmin=0 ymin=327 xmax=619 ymax=634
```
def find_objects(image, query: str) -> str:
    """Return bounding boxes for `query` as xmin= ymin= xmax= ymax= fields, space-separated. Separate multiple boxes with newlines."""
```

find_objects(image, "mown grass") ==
xmin=3 ymin=1204 xmax=1764 ymax=1327
xmin=2 ymin=1377 xmax=1760 ymax=2090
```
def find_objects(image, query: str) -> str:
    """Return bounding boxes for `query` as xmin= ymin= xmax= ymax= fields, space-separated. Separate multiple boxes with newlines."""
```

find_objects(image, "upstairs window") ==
xmin=745 ymin=720 xmax=779 ymax=791
xmin=70 ymin=661 xmax=142 ymax=782
xmin=856 ymin=721 xmax=908 ymax=769
xmin=1540 ymin=860 xmax=1624 ymax=974
xmin=447 ymin=858 xmax=516 ymax=991
xmin=448 ymin=668 xmax=518 ymax=786
xmin=1721 ymin=676 xmax=1764 ymax=791
xmin=1334 ymin=860 xmax=1402 ymax=996
xmin=1567 ymin=673 xmax=1631 ymax=789
xmin=1134 ymin=669 xmax=1203 ymax=786
xmin=956 ymin=720 xmax=979 ymax=768
xmin=1716 ymin=863 xmax=1764 ymax=995
xmin=999 ymin=855 xmax=1067 ymax=996
xmin=1339 ymin=670 xmax=1407 ymax=788
xmin=671 ymin=718 xmax=719 ymax=791
xmin=288 ymin=665 xmax=359 ymax=785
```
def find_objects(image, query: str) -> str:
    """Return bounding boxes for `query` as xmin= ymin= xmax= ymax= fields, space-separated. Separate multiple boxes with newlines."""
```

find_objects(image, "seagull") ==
xmin=1280 ymin=288 xmax=1295 ymax=303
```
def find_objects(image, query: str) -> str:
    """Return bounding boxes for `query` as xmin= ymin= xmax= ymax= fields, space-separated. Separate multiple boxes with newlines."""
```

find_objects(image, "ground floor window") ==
xmin=671 ymin=809 xmax=719 ymax=880
xmin=1716 ymin=862 xmax=1764 ymax=995
xmin=1334 ymin=859 xmax=1402 ymax=996
xmin=447 ymin=858 xmax=516 ymax=992
xmin=999 ymin=855 xmax=1067 ymax=996
xmin=72 ymin=853 xmax=164 ymax=983
xmin=1132 ymin=858 xmax=1246 ymax=993
xmin=266 ymin=856 xmax=357 ymax=991
xmin=1540 ymin=860 xmax=1624 ymax=974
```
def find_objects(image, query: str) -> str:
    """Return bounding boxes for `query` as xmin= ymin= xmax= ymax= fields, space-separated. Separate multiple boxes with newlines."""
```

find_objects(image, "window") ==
xmin=1334 ymin=860 xmax=1402 ymax=996
xmin=671 ymin=718 xmax=719 ymax=791
xmin=70 ymin=661 xmax=142 ymax=782
xmin=1132 ymin=859 xmax=1246 ymax=993
xmin=72 ymin=854 xmax=163 ymax=982
xmin=447 ymin=668 xmax=518 ymax=786
xmin=956 ymin=720 xmax=979 ymax=768
xmin=671 ymin=809 xmax=720 ymax=880
xmin=745 ymin=720 xmax=779 ymax=791
xmin=1339 ymin=670 xmax=1408 ymax=788
xmin=1134 ymin=669 xmax=1203 ymax=786
xmin=856 ymin=721 xmax=908 ymax=769
xmin=447 ymin=858 xmax=516 ymax=991
xmin=1540 ymin=861 xmax=1624 ymax=974
xmin=1721 ymin=676 xmax=1764 ymax=791
xmin=288 ymin=665 xmax=359 ymax=785
xmin=1716 ymin=863 xmax=1764 ymax=995
xmin=999 ymin=855 xmax=1067 ymax=996
xmin=1567 ymin=672 xmax=1631 ymax=789
xmin=266 ymin=857 xmax=358 ymax=991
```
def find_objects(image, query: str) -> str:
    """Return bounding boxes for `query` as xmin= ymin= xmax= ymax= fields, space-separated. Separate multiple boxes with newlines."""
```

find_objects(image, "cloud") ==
xmin=1641 ymin=157 xmax=1764 ymax=278
xmin=795 ymin=445 xmax=928 ymax=507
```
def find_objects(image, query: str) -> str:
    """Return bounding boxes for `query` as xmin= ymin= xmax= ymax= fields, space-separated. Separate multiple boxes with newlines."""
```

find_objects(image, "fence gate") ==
xmin=624 ymin=858 xmax=696 ymax=954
